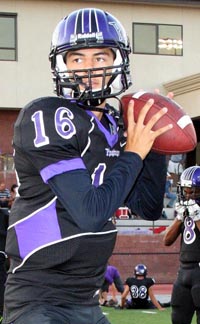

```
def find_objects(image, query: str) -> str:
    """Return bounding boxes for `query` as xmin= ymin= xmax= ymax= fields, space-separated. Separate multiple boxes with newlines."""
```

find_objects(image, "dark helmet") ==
xmin=134 ymin=264 xmax=147 ymax=277
xmin=49 ymin=8 xmax=132 ymax=105
xmin=177 ymin=166 xmax=200 ymax=205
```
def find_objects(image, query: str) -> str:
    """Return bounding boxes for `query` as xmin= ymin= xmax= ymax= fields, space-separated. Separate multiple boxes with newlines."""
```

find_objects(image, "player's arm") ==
xmin=120 ymin=284 xmax=130 ymax=308
xmin=106 ymin=98 xmax=170 ymax=221
xmin=125 ymin=151 xmax=166 ymax=220
xmin=163 ymin=218 xmax=182 ymax=246
xmin=148 ymin=286 xmax=165 ymax=311
xmin=195 ymin=220 xmax=200 ymax=232
xmin=47 ymin=152 xmax=143 ymax=232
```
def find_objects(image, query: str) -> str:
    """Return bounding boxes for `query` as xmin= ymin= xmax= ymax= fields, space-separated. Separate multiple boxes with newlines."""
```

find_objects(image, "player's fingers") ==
xmin=136 ymin=98 xmax=155 ymax=124
xmin=154 ymin=88 xmax=174 ymax=99
xmin=126 ymin=100 xmax=135 ymax=129
xmin=153 ymin=123 xmax=173 ymax=139
xmin=154 ymin=88 xmax=160 ymax=94
xmin=167 ymin=91 xmax=174 ymax=99
xmin=144 ymin=106 xmax=171 ymax=131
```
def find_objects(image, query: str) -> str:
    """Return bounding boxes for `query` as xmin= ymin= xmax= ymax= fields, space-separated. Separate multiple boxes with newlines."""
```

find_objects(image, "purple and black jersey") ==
xmin=4 ymin=96 xmax=166 ymax=323
xmin=179 ymin=217 xmax=200 ymax=263
xmin=125 ymin=277 xmax=155 ymax=308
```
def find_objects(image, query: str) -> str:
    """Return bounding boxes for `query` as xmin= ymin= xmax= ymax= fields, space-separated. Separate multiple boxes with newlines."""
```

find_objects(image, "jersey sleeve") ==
xmin=125 ymin=151 xmax=167 ymax=220
xmin=48 ymin=152 xmax=143 ymax=231
xmin=147 ymin=277 xmax=155 ymax=288
xmin=125 ymin=277 xmax=132 ymax=286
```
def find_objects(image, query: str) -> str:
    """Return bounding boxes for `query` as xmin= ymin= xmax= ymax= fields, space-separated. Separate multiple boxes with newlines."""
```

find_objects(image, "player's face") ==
xmin=66 ymin=48 xmax=115 ymax=92
xmin=183 ymin=187 xmax=200 ymax=200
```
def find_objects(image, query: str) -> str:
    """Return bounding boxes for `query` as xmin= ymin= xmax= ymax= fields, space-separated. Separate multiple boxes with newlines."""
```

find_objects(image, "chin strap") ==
xmin=77 ymin=85 xmax=112 ymax=107
xmin=78 ymin=103 xmax=110 ymax=113
xmin=77 ymin=97 xmax=125 ymax=130
xmin=78 ymin=97 xmax=107 ymax=108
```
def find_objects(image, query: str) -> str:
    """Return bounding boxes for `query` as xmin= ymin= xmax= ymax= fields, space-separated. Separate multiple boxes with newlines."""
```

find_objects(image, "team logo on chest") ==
xmin=105 ymin=148 xmax=120 ymax=157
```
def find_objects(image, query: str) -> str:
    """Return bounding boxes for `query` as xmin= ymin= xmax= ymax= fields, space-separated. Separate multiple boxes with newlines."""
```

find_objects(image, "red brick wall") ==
xmin=109 ymin=233 xmax=180 ymax=284
xmin=0 ymin=110 xmax=19 ymax=188
xmin=0 ymin=110 xmax=19 ymax=153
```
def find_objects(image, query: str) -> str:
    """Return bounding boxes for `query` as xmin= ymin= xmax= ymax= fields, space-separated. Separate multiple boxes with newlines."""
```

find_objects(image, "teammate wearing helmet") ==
xmin=164 ymin=166 xmax=200 ymax=324
xmin=3 ymin=8 xmax=172 ymax=324
xmin=120 ymin=264 xmax=165 ymax=310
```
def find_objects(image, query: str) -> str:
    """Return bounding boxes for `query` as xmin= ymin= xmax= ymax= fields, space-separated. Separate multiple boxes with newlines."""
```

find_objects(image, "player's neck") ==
xmin=92 ymin=101 xmax=107 ymax=120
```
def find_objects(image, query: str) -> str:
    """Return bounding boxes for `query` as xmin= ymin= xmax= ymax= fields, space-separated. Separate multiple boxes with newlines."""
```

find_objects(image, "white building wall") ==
xmin=0 ymin=0 xmax=200 ymax=116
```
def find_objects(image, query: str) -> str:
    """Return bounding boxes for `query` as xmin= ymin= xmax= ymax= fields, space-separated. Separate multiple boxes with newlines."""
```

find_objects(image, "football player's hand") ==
xmin=175 ymin=200 xmax=200 ymax=221
xmin=187 ymin=202 xmax=200 ymax=221
xmin=175 ymin=203 xmax=186 ymax=221
xmin=154 ymin=88 xmax=174 ymax=100
xmin=159 ymin=307 xmax=166 ymax=311
xmin=140 ymin=88 xmax=174 ymax=100
xmin=124 ymin=99 xmax=173 ymax=160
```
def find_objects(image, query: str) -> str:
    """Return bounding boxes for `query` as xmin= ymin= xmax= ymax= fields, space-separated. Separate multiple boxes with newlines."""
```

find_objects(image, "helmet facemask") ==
xmin=177 ymin=184 xmax=200 ymax=206
xmin=51 ymin=47 xmax=131 ymax=106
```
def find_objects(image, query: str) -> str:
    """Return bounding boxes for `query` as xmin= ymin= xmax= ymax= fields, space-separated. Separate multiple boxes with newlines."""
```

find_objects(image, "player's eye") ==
xmin=73 ymin=57 xmax=83 ymax=63
xmin=96 ymin=56 xmax=105 ymax=62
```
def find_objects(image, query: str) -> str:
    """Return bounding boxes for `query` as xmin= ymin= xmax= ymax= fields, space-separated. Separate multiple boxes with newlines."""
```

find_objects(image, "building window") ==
xmin=132 ymin=23 xmax=183 ymax=56
xmin=0 ymin=13 xmax=17 ymax=61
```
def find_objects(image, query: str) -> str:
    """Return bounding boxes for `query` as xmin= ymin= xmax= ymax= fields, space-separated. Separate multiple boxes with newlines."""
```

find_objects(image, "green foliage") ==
xmin=102 ymin=307 xmax=196 ymax=324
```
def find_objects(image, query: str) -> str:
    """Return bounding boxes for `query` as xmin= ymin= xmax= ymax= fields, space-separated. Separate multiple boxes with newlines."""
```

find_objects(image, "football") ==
xmin=121 ymin=91 xmax=197 ymax=155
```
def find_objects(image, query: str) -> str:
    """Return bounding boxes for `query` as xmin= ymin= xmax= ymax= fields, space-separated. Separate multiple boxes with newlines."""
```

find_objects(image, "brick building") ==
xmin=110 ymin=233 xmax=180 ymax=284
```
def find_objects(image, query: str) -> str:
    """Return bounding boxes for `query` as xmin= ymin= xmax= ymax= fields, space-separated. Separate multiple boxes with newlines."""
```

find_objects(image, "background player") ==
xmin=120 ymin=263 xmax=165 ymax=310
xmin=164 ymin=166 xmax=200 ymax=324
xmin=3 ymin=8 xmax=172 ymax=324
xmin=99 ymin=264 xmax=124 ymax=306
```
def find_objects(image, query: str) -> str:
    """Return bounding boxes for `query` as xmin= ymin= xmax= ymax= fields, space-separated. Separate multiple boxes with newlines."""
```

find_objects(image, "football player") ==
xmin=99 ymin=265 xmax=124 ymax=306
xmin=3 ymin=8 xmax=172 ymax=324
xmin=120 ymin=264 xmax=165 ymax=310
xmin=164 ymin=166 xmax=200 ymax=324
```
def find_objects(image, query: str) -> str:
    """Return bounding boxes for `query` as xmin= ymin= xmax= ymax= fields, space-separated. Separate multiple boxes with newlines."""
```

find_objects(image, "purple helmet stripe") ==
xmin=94 ymin=9 xmax=100 ymax=32
xmin=81 ymin=9 xmax=84 ymax=33
xmin=74 ymin=9 xmax=80 ymax=34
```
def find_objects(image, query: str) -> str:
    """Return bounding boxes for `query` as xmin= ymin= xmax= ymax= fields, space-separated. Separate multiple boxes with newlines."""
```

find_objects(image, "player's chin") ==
xmin=80 ymin=82 xmax=102 ymax=92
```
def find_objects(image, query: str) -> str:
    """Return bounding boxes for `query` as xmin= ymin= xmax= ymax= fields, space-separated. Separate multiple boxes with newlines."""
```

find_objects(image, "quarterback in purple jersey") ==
xmin=3 ymin=8 xmax=172 ymax=324
xmin=164 ymin=166 xmax=200 ymax=324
